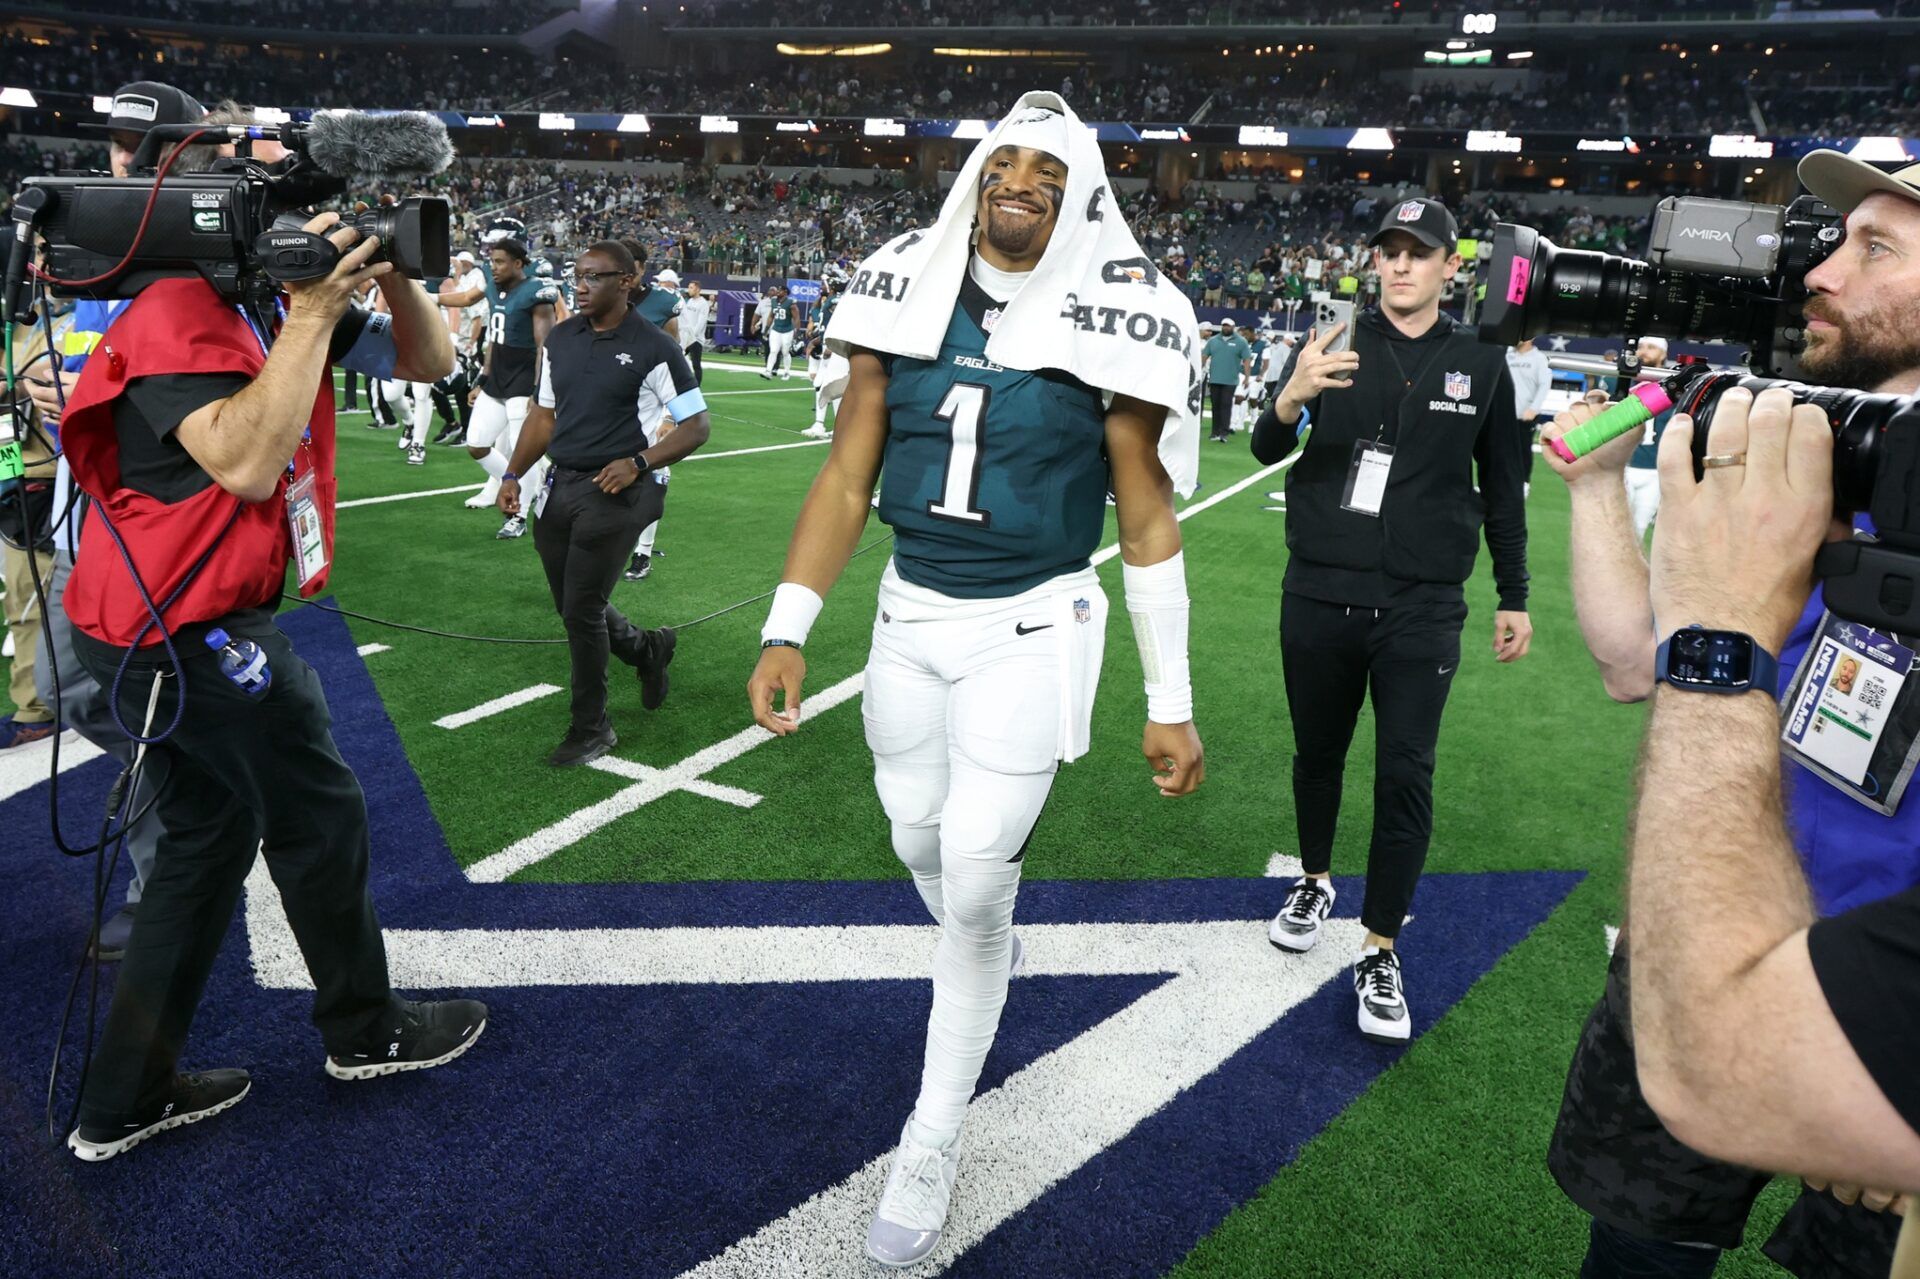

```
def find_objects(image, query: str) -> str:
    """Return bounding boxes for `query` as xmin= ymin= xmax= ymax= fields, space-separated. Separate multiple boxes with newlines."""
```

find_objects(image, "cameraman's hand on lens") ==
xmin=1802 ymin=1177 xmax=1908 ymax=1216
xmin=1648 ymin=387 xmax=1835 ymax=654
xmin=498 ymin=476 xmax=521 ymax=517
xmin=283 ymin=211 xmax=389 ymax=325
xmin=1281 ymin=324 xmax=1359 ymax=407
xmin=1538 ymin=390 xmax=1635 ymax=488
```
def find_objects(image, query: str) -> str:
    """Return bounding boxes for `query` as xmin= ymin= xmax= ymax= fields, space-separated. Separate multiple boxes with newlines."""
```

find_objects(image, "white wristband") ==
xmin=761 ymin=582 xmax=824 ymax=646
xmin=1123 ymin=551 xmax=1193 ymax=725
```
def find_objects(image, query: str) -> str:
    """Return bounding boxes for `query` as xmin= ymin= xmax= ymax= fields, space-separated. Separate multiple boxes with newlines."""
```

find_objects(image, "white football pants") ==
xmin=469 ymin=391 xmax=530 ymax=482
xmin=765 ymin=330 xmax=794 ymax=377
xmin=1625 ymin=467 xmax=1660 ymax=539
xmin=863 ymin=564 xmax=1107 ymax=1137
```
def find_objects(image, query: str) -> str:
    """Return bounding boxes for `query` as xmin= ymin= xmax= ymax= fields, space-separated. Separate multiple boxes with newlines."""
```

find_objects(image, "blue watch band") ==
xmin=1655 ymin=624 xmax=1780 ymax=699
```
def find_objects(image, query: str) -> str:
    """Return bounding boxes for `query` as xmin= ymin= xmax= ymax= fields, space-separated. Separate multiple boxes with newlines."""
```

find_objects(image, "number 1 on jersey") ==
xmin=928 ymin=381 xmax=992 ymax=526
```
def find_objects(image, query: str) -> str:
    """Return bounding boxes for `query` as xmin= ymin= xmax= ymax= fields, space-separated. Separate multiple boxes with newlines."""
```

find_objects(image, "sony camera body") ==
xmin=1479 ymin=194 xmax=1843 ymax=378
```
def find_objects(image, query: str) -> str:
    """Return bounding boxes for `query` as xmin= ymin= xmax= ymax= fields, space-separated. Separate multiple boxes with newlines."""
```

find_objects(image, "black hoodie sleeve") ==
xmin=1250 ymin=341 xmax=1309 ymax=465
xmin=1473 ymin=361 xmax=1531 ymax=611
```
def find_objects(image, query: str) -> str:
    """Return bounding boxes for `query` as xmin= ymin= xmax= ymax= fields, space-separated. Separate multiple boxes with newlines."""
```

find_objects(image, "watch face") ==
xmin=1668 ymin=629 xmax=1754 ymax=688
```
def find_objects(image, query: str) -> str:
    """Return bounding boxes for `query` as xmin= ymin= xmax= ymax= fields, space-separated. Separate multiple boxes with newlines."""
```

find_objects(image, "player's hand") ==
xmin=1803 ymin=1177 xmax=1908 ymax=1216
xmin=23 ymin=367 xmax=81 ymax=422
xmin=1277 ymin=323 xmax=1360 ymax=413
xmin=1539 ymin=390 xmax=1638 ymax=488
xmin=1492 ymin=610 xmax=1532 ymax=662
xmin=283 ymin=211 xmax=389 ymax=325
xmin=748 ymin=644 xmax=807 ymax=736
xmin=498 ymin=476 xmax=521 ymax=516
xmin=1143 ymin=720 xmax=1205 ymax=797
xmin=594 ymin=458 xmax=641 ymax=495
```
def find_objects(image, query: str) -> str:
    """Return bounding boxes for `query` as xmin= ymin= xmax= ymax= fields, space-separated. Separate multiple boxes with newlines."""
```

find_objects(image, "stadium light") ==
xmin=777 ymin=42 xmax=892 ymax=55
xmin=1347 ymin=128 xmax=1395 ymax=152
xmin=617 ymin=114 xmax=652 ymax=133
xmin=92 ymin=94 xmax=114 ymax=113
xmin=1507 ymin=50 xmax=1534 ymax=60
xmin=0 ymin=87 xmax=38 ymax=108
xmin=951 ymin=119 xmax=990 ymax=139
xmin=1848 ymin=136 xmax=1914 ymax=162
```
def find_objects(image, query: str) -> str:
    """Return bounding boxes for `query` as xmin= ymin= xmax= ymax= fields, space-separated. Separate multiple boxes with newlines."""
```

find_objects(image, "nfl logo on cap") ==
xmin=1396 ymin=200 xmax=1426 ymax=223
xmin=1444 ymin=371 xmax=1471 ymax=401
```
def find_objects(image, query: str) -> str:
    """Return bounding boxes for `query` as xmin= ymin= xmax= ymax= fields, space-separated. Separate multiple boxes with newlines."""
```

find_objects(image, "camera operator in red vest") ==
xmin=55 ymin=209 xmax=487 ymax=1163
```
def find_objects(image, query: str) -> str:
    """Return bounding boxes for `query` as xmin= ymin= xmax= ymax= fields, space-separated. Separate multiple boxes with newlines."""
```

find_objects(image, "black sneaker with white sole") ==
xmin=638 ymin=627 xmax=676 ymax=711
xmin=1268 ymin=875 xmax=1336 ymax=953
xmin=68 ymin=1069 xmax=251 ymax=1162
xmin=623 ymin=552 xmax=651 ymax=582
xmin=325 ymin=998 xmax=488 ymax=1081
xmin=1354 ymin=946 xmax=1411 ymax=1043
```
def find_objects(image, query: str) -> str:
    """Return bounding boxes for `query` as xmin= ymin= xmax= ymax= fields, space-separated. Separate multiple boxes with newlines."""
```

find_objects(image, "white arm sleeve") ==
xmin=1123 ymin=551 xmax=1194 ymax=725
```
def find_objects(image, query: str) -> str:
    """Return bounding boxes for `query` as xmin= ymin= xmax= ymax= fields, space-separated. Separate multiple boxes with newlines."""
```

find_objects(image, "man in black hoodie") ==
xmin=1250 ymin=197 xmax=1531 ymax=1044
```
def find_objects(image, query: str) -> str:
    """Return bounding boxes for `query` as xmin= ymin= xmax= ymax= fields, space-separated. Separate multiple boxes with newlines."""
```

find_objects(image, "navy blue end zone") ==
xmin=0 ymin=602 xmax=1580 ymax=1278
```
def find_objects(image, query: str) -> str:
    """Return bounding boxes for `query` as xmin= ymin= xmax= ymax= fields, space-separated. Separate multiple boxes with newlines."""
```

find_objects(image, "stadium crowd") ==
xmin=8 ymin=24 xmax=1916 ymax=137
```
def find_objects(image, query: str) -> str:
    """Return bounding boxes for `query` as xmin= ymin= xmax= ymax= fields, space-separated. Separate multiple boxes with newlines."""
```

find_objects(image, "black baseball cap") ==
xmin=1369 ymin=197 xmax=1459 ymax=253
xmin=83 ymin=81 xmax=206 ymax=136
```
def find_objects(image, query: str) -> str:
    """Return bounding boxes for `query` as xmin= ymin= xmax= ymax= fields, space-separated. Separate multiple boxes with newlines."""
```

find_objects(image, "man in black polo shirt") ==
xmin=1251 ymin=196 xmax=1531 ymax=1044
xmin=499 ymin=241 xmax=712 ymax=766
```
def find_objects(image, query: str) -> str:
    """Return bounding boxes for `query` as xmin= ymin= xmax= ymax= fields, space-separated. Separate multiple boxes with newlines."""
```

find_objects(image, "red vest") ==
xmin=63 ymin=278 xmax=338 ymax=647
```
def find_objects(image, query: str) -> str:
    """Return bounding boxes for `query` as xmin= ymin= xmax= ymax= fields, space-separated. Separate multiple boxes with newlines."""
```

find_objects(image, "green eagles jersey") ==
xmin=879 ymin=274 xmax=1109 ymax=599
xmin=482 ymin=272 xmax=558 ymax=399
xmin=813 ymin=294 xmax=837 ymax=330
xmin=769 ymin=299 xmax=796 ymax=334
xmin=637 ymin=286 xmax=682 ymax=329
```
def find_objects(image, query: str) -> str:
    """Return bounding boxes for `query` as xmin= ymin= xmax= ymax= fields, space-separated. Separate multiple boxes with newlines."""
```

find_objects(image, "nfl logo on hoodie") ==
xmin=1444 ymin=371 xmax=1471 ymax=401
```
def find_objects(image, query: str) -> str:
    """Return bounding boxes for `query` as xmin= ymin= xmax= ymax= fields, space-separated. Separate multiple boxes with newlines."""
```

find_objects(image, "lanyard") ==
xmin=236 ymin=302 xmax=312 ymax=478
xmin=1376 ymin=327 xmax=1447 ymax=446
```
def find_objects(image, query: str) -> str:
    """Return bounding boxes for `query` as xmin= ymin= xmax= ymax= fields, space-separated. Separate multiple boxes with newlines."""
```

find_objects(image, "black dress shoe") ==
xmin=639 ymin=628 xmax=677 ymax=711
xmin=548 ymin=723 xmax=617 ymax=767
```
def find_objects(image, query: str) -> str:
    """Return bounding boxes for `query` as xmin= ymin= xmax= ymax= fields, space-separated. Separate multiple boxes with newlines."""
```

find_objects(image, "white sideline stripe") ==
xmin=1264 ymin=852 xmax=1304 ymax=878
xmin=704 ymin=387 xmax=815 ymax=397
xmin=336 ymin=439 xmax=828 ymax=512
xmin=464 ymin=673 xmax=867 ymax=883
xmin=434 ymin=683 xmax=563 ymax=730
xmin=338 ymin=483 xmax=485 ymax=509
xmin=356 ymin=643 xmax=392 ymax=657
xmin=467 ymin=454 xmax=1296 ymax=883
xmin=677 ymin=918 xmax=1365 ymax=1278
xmin=0 ymin=730 xmax=106 ymax=806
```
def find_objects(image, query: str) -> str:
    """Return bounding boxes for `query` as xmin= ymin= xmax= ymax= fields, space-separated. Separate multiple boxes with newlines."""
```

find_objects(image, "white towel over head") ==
xmin=824 ymin=91 xmax=1203 ymax=497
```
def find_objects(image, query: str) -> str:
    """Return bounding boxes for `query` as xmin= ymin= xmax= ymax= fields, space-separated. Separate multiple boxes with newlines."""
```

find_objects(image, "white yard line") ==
xmin=464 ymin=453 xmax=1299 ymax=884
xmin=434 ymin=683 xmax=563 ymax=731
xmin=356 ymin=643 xmax=392 ymax=657
xmin=0 ymin=730 xmax=105 ymax=806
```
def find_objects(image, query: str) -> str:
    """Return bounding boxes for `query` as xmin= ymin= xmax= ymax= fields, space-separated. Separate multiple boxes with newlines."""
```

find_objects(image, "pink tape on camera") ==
xmin=1506 ymin=257 xmax=1531 ymax=305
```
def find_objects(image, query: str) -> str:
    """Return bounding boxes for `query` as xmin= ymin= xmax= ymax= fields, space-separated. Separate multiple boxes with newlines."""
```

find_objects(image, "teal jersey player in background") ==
xmin=876 ymin=271 xmax=1110 ymax=598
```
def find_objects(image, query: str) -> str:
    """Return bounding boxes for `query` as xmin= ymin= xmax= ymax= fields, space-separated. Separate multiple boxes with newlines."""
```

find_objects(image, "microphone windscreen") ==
xmin=304 ymin=110 xmax=453 ymax=184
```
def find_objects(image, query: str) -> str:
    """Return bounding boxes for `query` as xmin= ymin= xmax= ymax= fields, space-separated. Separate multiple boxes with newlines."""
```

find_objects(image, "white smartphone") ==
xmin=1314 ymin=299 xmax=1355 ymax=354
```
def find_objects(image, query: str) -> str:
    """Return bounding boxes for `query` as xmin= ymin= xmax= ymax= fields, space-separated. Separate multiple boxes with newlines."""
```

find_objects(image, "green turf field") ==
xmin=1 ymin=353 xmax=1802 ymax=1275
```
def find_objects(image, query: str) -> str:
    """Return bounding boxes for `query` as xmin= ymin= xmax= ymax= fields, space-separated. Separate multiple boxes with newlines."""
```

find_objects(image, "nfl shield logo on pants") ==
xmin=1074 ymin=598 xmax=1091 ymax=623
xmin=1444 ymin=371 xmax=1471 ymax=401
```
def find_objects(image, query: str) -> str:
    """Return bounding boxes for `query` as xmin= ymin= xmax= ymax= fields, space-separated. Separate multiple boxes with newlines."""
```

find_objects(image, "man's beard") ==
xmin=981 ymin=202 xmax=1053 ymax=259
xmin=1801 ymin=294 xmax=1920 ymax=391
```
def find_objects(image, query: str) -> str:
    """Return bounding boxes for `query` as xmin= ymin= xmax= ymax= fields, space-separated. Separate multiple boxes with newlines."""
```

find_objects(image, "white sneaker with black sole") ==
xmin=68 ymin=1069 xmax=251 ymax=1161
xmin=325 ymin=997 xmax=488 ymax=1080
xmin=868 ymin=1117 xmax=962 ymax=1268
xmin=1268 ymin=876 xmax=1335 ymax=953
xmin=1353 ymin=946 xmax=1411 ymax=1043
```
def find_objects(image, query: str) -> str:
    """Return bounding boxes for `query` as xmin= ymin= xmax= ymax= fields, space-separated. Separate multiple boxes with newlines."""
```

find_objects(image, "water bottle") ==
xmin=206 ymin=628 xmax=272 ymax=697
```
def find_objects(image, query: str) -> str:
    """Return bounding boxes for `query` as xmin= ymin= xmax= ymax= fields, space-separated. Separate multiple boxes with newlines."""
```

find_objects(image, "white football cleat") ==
xmin=465 ymin=477 xmax=501 ymax=509
xmin=802 ymin=423 xmax=828 ymax=438
xmin=868 ymin=1119 xmax=961 ymax=1268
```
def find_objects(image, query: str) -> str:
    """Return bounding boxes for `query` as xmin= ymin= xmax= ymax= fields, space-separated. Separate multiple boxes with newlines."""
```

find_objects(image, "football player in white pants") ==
xmin=804 ymin=341 xmax=850 ymax=439
xmin=380 ymin=378 xmax=436 ymax=463
xmin=748 ymin=109 xmax=1205 ymax=1270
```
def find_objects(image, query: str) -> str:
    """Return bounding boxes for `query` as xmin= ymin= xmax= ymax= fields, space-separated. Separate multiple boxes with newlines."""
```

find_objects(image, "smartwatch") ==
xmin=1655 ymin=624 xmax=1779 ymax=699
xmin=631 ymin=453 xmax=652 ymax=478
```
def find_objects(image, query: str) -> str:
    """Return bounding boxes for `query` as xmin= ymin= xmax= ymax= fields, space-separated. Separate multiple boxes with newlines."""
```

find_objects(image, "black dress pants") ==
xmin=71 ymin=612 xmax=395 ymax=1124
xmin=1209 ymin=381 xmax=1235 ymax=440
xmin=533 ymin=468 xmax=672 ymax=732
xmin=1278 ymin=590 xmax=1467 ymax=938
xmin=685 ymin=342 xmax=704 ymax=385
